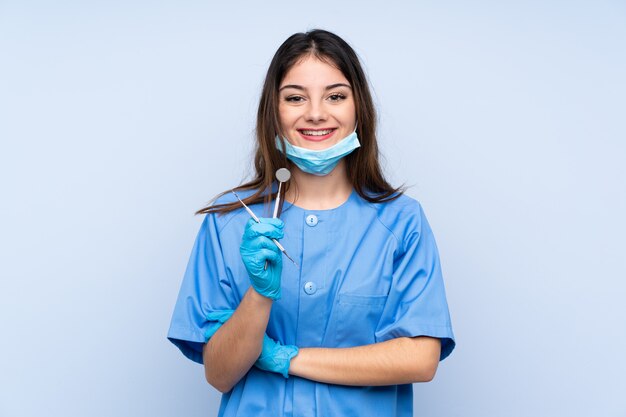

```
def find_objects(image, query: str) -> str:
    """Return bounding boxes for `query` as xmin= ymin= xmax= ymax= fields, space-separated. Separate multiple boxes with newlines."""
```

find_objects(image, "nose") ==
xmin=304 ymin=100 xmax=327 ymax=123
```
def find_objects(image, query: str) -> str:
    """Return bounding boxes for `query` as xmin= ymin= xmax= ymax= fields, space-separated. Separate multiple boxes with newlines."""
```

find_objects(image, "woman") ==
xmin=168 ymin=29 xmax=455 ymax=417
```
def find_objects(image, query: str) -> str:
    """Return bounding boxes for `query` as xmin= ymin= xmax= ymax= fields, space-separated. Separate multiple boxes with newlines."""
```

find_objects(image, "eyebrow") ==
xmin=278 ymin=83 xmax=352 ymax=92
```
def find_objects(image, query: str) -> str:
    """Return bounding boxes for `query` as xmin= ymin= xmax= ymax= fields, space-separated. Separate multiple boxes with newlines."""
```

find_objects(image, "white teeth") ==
xmin=301 ymin=129 xmax=333 ymax=136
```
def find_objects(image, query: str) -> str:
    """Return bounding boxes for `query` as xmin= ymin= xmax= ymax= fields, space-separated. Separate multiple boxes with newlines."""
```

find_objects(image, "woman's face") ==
xmin=278 ymin=56 xmax=356 ymax=151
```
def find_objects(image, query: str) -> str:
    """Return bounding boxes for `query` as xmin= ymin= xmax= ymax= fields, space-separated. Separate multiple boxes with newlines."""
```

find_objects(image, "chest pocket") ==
xmin=335 ymin=293 xmax=388 ymax=347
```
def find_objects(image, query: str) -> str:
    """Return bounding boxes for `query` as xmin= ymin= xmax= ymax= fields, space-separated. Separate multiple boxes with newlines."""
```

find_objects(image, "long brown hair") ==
xmin=197 ymin=29 xmax=403 ymax=216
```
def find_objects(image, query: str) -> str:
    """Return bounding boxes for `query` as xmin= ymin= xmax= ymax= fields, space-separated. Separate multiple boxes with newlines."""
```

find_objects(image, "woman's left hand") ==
xmin=254 ymin=334 xmax=299 ymax=378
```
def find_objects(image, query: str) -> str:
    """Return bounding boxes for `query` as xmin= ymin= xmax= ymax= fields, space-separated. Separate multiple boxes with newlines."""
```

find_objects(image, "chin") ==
xmin=303 ymin=141 xmax=338 ymax=151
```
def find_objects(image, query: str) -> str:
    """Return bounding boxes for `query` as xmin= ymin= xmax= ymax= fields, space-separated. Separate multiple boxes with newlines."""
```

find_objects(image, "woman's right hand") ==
xmin=239 ymin=218 xmax=284 ymax=300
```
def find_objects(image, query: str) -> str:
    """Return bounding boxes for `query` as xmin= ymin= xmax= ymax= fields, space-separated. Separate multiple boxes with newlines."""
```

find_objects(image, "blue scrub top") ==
xmin=168 ymin=189 xmax=455 ymax=417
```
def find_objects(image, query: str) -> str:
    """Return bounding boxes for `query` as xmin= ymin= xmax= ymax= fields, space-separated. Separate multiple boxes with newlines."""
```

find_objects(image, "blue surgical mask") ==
xmin=275 ymin=129 xmax=361 ymax=176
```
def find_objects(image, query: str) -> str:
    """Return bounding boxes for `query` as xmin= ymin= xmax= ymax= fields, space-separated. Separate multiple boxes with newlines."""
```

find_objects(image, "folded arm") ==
xmin=202 ymin=288 xmax=272 ymax=393
xmin=288 ymin=336 xmax=441 ymax=386
xmin=203 ymin=218 xmax=285 ymax=393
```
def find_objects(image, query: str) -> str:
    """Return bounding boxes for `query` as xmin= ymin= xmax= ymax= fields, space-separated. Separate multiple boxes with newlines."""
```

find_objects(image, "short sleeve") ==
xmin=167 ymin=214 xmax=238 ymax=364
xmin=374 ymin=204 xmax=456 ymax=361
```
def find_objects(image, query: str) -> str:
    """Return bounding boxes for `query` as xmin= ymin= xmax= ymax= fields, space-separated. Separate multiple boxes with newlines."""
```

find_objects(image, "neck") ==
xmin=285 ymin=160 xmax=352 ymax=210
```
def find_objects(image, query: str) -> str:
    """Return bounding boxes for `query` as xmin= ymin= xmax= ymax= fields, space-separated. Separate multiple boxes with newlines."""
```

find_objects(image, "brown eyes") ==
xmin=283 ymin=93 xmax=347 ymax=103
xmin=328 ymin=94 xmax=346 ymax=101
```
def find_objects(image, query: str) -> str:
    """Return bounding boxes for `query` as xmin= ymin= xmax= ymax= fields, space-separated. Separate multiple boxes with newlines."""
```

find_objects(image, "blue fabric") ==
xmin=275 ymin=129 xmax=360 ymax=176
xmin=204 ymin=310 xmax=234 ymax=339
xmin=167 ymin=189 xmax=456 ymax=417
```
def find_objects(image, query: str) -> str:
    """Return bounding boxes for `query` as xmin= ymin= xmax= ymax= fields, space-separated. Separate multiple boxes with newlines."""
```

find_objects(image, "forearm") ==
xmin=202 ymin=287 xmax=272 ymax=392
xmin=288 ymin=336 xmax=441 ymax=386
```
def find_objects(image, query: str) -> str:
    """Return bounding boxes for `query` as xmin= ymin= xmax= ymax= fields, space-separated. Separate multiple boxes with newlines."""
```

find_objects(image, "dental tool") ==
xmin=267 ymin=168 xmax=292 ymax=270
xmin=231 ymin=190 xmax=298 ymax=267
xmin=272 ymin=168 xmax=291 ymax=218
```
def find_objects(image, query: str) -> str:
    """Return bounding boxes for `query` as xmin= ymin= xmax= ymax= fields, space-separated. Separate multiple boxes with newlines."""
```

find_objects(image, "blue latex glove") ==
xmin=254 ymin=334 xmax=299 ymax=378
xmin=240 ymin=218 xmax=284 ymax=300
xmin=204 ymin=310 xmax=234 ymax=339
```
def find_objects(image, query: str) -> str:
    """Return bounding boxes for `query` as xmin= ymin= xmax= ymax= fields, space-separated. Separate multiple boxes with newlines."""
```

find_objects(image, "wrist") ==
xmin=282 ymin=345 xmax=299 ymax=378
xmin=286 ymin=347 xmax=305 ymax=377
xmin=247 ymin=286 xmax=275 ymax=306
xmin=250 ymin=281 xmax=281 ymax=301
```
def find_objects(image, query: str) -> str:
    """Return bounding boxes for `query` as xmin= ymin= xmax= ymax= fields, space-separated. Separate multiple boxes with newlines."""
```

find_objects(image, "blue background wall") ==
xmin=1 ymin=1 xmax=625 ymax=416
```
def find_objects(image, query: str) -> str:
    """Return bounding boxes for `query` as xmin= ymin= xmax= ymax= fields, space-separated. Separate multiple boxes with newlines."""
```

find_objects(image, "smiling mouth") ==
xmin=298 ymin=128 xmax=336 ymax=136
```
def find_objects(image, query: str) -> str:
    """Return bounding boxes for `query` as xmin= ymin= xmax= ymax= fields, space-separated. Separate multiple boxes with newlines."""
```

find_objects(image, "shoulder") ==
xmin=372 ymin=192 xmax=424 ymax=216
xmin=359 ymin=192 xmax=429 ymax=246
